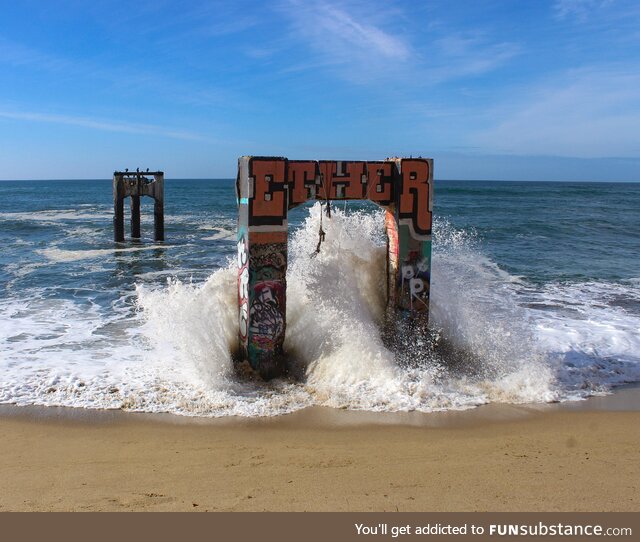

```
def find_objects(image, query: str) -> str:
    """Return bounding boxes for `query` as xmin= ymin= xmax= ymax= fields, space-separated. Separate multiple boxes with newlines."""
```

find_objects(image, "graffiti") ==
xmin=367 ymin=161 xmax=394 ymax=204
xmin=237 ymin=156 xmax=433 ymax=378
xmin=248 ymin=158 xmax=288 ymax=226
xmin=398 ymin=159 xmax=432 ymax=238
xmin=249 ymin=282 xmax=285 ymax=349
xmin=249 ymin=242 xmax=287 ymax=277
xmin=288 ymin=160 xmax=318 ymax=206
xmin=237 ymin=233 xmax=249 ymax=341
xmin=243 ymin=158 xmax=431 ymax=221
xmin=400 ymin=258 xmax=430 ymax=311
xmin=386 ymin=216 xmax=431 ymax=317
xmin=324 ymin=160 xmax=366 ymax=199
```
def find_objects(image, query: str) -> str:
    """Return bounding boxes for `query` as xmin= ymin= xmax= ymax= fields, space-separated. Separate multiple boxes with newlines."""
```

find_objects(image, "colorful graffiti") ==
xmin=237 ymin=156 xmax=433 ymax=379
xmin=249 ymin=281 xmax=285 ymax=350
xmin=398 ymin=159 xmax=432 ymax=239
xmin=241 ymin=157 xmax=430 ymax=214
xmin=247 ymin=158 xmax=288 ymax=227
xmin=250 ymin=242 xmax=287 ymax=280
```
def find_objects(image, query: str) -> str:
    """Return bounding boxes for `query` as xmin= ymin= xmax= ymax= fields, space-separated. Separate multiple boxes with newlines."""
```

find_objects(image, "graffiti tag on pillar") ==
xmin=248 ymin=158 xmax=288 ymax=227
xmin=250 ymin=242 xmax=287 ymax=280
xmin=398 ymin=159 xmax=432 ymax=239
xmin=238 ymin=233 xmax=249 ymax=341
xmin=400 ymin=257 xmax=430 ymax=311
xmin=249 ymin=282 xmax=285 ymax=349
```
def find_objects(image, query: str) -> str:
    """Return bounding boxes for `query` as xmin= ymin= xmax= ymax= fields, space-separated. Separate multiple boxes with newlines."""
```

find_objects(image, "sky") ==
xmin=0 ymin=0 xmax=639 ymax=180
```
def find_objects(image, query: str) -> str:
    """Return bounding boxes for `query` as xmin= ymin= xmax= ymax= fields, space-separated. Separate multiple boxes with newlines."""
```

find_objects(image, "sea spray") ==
xmin=2 ymin=202 xmax=639 ymax=417
xmin=129 ymin=204 xmax=561 ymax=414
xmin=136 ymin=267 xmax=237 ymax=388
xmin=429 ymin=218 xmax=556 ymax=403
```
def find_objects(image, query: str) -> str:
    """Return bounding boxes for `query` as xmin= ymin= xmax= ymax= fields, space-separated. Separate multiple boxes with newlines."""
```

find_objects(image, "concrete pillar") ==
xmin=153 ymin=174 xmax=164 ymax=242
xmin=130 ymin=194 xmax=141 ymax=238
xmin=237 ymin=156 xmax=288 ymax=380
xmin=113 ymin=174 xmax=125 ymax=242
xmin=384 ymin=158 xmax=433 ymax=343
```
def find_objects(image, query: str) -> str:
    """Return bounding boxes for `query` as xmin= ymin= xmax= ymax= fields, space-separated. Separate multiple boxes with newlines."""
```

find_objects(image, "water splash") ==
xmin=2 ymin=204 xmax=639 ymax=416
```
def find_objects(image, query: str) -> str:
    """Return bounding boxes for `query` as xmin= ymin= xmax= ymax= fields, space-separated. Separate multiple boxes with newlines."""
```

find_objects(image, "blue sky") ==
xmin=1 ymin=0 xmax=639 ymax=180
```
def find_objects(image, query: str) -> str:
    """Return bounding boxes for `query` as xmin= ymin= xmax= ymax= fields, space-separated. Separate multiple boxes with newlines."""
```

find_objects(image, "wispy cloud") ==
xmin=554 ymin=0 xmax=613 ymax=21
xmin=470 ymin=65 xmax=640 ymax=157
xmin=279 ymin=1 xmax=519 ymax=87
xmin=430 ymin=33 xmax=520 ymax=83
xmin=279 ymin=0 xmax=411 ymax=83
xmin=285 ymin=0 xmax=410 ymax=59
xmin=0 ymin=109 xmax=211 ymax=142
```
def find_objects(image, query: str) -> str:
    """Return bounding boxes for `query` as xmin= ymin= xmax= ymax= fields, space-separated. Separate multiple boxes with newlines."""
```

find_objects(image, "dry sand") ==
xmin=1 ymin=392 xmax=639 ymax=512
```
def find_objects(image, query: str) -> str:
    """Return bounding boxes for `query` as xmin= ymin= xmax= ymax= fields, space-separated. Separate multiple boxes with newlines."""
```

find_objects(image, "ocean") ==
xmin=1 ymin=179 xmax=639 ymax=417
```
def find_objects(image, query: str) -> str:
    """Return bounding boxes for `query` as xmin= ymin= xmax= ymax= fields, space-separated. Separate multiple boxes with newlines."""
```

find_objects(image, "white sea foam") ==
xmin=0 ymin=210 xmax=113 ymax=222
xmin=37 ymin=245 xmax=174 ymax=262
xmin=200 ymin=227 xmax=236 ymax=241
xmin=1 ymin=204 xmax=639 ymax=417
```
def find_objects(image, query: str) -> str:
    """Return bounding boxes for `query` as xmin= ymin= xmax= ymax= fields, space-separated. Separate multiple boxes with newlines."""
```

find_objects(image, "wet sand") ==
xmin=1 ymin=390 xmax=639 ymax=511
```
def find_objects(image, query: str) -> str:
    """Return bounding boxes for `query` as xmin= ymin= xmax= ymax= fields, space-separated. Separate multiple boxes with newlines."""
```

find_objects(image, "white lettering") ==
xmin=410 ymin=277 xmax=424 ymax=297
xmin=237 ymin=238 xmax=247 ymax=267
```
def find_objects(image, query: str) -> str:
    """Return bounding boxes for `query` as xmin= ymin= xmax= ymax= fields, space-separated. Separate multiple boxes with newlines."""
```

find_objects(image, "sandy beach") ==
xmin=1 ymin=391 xmax=639 ymax=512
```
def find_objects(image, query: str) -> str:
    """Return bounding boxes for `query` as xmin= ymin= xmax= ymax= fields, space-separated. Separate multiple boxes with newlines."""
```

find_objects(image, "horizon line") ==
xmin=1 ymin=177 xmax=639 ymax=183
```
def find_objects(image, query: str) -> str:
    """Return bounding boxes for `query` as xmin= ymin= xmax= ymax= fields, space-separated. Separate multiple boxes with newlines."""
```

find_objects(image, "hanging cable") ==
xmin=311 ymin=202 xmax=327 ymax=257
xmin=311 ymin=166 xmax=332 ymax=257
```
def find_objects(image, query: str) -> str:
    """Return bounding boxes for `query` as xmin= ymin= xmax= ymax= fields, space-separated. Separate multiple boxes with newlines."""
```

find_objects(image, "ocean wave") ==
xmin=1 ymin=205 xmax=639 ymax=417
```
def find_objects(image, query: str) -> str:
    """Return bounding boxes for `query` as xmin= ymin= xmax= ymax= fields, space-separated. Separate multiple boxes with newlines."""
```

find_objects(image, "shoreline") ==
xmin=1 ymin=387 xmax=639 ymax=512
xmin=1 ymin=384 xmax=640 ymax=428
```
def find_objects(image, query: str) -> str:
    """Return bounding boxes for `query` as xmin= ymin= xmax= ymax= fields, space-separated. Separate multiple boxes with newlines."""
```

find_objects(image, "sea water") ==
xmin=1 ymin=179 xmax=639 ymax=417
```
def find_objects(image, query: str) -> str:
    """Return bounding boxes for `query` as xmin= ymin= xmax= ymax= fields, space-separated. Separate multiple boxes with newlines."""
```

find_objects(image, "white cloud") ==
xmin=279 ymin=0 xmax=411 ymax=83
xmin=285 ymin=0 xmax=410 ymax=60
xmin=279 ymin=1 xmax=519 ymax=86
xmin=470 ymin=66 xmax=640 ymax=157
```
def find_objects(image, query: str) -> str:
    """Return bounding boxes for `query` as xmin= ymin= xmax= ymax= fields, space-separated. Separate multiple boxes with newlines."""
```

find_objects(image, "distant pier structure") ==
xmin=236 ymin=156 xmax=433 ymax=379
xmin=113 ymin=169 xmax=164 ymax=242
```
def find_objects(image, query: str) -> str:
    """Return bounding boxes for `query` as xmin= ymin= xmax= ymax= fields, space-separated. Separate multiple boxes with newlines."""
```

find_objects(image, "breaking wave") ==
xmin=2 ymin=204 xmax=639 ymax=417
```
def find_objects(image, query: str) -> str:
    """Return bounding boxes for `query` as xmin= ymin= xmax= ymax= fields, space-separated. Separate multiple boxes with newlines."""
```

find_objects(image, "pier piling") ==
xmin=112 ymin=170 xmax=165 ymax=242
xmin=113 ymin=177 xmax=126 ymax=243
xmin=130 ymin=195 xmax=141 ymax=239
